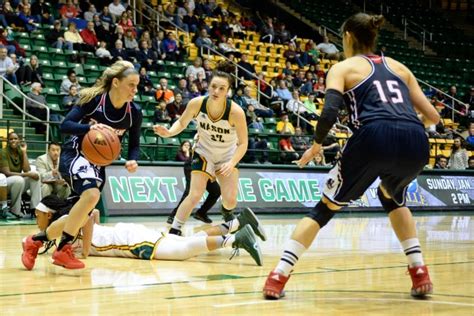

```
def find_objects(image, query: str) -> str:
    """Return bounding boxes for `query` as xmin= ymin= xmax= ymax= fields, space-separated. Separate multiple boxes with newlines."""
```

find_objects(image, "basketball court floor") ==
xmin=1 ymin=212 xmax=473 ymax=315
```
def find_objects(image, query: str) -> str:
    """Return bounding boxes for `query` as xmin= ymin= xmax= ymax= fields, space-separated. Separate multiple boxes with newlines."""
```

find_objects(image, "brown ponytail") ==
xmin=211 ymin=60 xmax=236 ymax=88
xmin=341 ymin=13 xmax=385 ymax=52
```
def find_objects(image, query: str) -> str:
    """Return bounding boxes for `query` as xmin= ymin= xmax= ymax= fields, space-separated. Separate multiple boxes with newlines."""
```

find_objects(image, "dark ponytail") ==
xmin=211 ymin=60 xmax=236 ymax=88
xmin=341 ymin=13 xmax=385 ymax=52
xmin=40 ymin=195 xmax=75 ymax=222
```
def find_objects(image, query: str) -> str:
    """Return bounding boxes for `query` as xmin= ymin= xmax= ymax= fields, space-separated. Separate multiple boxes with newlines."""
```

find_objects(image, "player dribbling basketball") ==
xmin=22 ymin=60 xmax=142 ymax=269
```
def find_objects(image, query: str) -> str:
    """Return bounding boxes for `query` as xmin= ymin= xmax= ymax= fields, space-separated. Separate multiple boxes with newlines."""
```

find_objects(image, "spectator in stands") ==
xmin=433 ymin=155 xmax=448 ymax=169
xmin=36 ymin=142 xmax=71 ymax=200
xmin=189 ymin=82 xmax=201 ymax=98
xmin=162 ymin=32 xmax=181 ymax=61
xmin=260 ymin=16 xmax=275 ymax=43
xmin=151 ymin=30 xmax=166 ymax=60
xmin=442 ymin=85 xmax=466 ymax=120
xmin=237 ymin=53 xmax=256 ymax=80
xmin=183 ymin=9 xmax=199 ymax=33
xmin=233 ymin=86 xmax=247 ymax=109
xmin=110 ymin=39 xmax=129 ymax=62
xmin=467 ymin=157 xmax=474 ymax=170
xmin=247 ymin=132 xmax=269 ymax=164
xmin=0 ymin=132 xmax=41 ymax=218
xmin=118 ymin=11 xmax=135 ymax=36
xmin=202 ymin=58 xmax=213 ymax=80
xmin=291 ymin=126 xmax=310 ymax=155
xmin=308 ymin=150 xmax=329 ymax=167
xmin=124 ymin=28 xmax=139 ymax=54
xmin=18 ymin=55 xmax=43 ymax=86
xmin=100 ymin=6 xmax=114 ymax=31
xmin=46 ymin=20 xmax=73 ymax=51
xmin=304 ymin=93 xmax=318 ymax=117
xmin=137 ymin=66 xmax=154 ymax=96
xmin=60 ymin=0 xmax=79 ymax=27
xmin=174 ymin=78 xmax=191 ymax=104
xmin=166 ymin=93 xmax=185 ymax=123
xmin=9 ymin=53 xmax=20 ymax=80
xmin=300 ymin=72 xmax=315 ymax=96
xmin=305 ymin=40 xmax=320 ymax=64
xmin=0 ymin=28 xmax=16 ymax=55
xmin=62 ymin=84 xmax=79 ymax=112
xmin=154 ymin=101 xmax=172 ymax=124
xmin=313 ymin=76 xmax=326 ymax=97
xmin=249 ymin=116 xmax=264 ymax=130
xmin=195 ymin=28 xmax=216 ymax=54
xmin=276 ymin=80 xmax=292 ymax=103
xmin=60 ymin=69 xmax=81 ymax=95
xmin=31 ymin=0 xmax=53 ymax=25
xmin=84 ymin=3 xmax=97 ymax=22
xmin=18 ymin=4 xmax=37 ymax=32
xmin=155 ymin=78 xmax=175 ymax=104
xmin=316 ymin=35 xmax=340 ymax=60
xmin=463 ymin=87 xmax=474 ymax=110
xmin=292 ymin=70 xmax=306 ymax=91
xmin=139 ymin=31 xmax=153 ymax=49
xmin=229 ymin=15 xmax=245 ymax=39
xmin=137 ymin=39 xmax=158 ymax=71
xmin=448 ymin=137 xmax=469 ymax=170
xmin=218 ymin=35 xmax=240 ymax=58
xmin=26 ymin=82 xmax=48 ymax=133
xmin=185 ymin=57 xmax=205 ymax=79
xmin=0 ymin=47 xmax=17 ymax=84
xmin=1 ymin=2 xmax=17 ymax=27
xmin=95 ymin=41 xmax=113 ymax=65
xmin=286 ymin=90 xmax=307 ymax=116
xmin=275 ymin=23 xmax=294 ymax=45
xmin=243 ymin=86 xmax=274 ymax=117
xmin=194 ymin=71 xmax=209 ymax=94
xmin=276 ymin=112 xmax=295 ymax=135
xmin=80 ymin=21 xmax=99 ymax=52
xmin=466 ymin=122 xmax=474 ymax=150
xmin=279 ymin=134 xmax=299 ymax=163
xmin=64 ymin=22 xmax=87 ymax=51
xmin=283 ymin=42 xmax=302 ymax=67
xmin=108 ymin=0 xmax=126 ymax=23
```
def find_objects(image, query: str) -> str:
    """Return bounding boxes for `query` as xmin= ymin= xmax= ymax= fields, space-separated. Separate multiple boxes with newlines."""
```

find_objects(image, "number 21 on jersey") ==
xmin=373 ymin=80 xmax=404 ymax=104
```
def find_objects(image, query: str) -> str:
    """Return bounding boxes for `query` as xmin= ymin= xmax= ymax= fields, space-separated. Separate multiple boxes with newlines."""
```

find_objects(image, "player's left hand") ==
xmin=293 ymin=143 xmax=321 ymax=168
xmin=125 ymin=160 xmax=138 ymax=173
xmin=216 ymin=161 xmax=235 ymax=177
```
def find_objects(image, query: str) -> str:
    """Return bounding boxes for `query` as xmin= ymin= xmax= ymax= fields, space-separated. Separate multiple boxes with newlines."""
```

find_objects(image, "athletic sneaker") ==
xmin=408 ymin=265 xmax=433 ymax=297
xmin=193 ymin=212 xmax=213 ymax=224
xmin=263 ymin=270 xmax=290 ymax=300
xmin=169 ymin=227 xmax=182 ymax=236
xmin=233 ymin=224 xmax=263 ymax=266
xmin=21 ymin=235 xmax=43 ymax=270
xmin=221 ymin=210 xmax=236 ymax=222
xmin=237 ymin=207 xmax=267 ymax=241
xmin=52 ymin=244 xmax=85 ymax=269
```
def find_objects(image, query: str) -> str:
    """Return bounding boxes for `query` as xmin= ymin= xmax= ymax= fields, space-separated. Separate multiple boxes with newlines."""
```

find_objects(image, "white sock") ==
xmin=275 ymin=239 xmax=307 ymax=277
xmin=221 ymin=235 xmax=236 ymax=248
xmin=219 ymin=219 xmax=240 ymax=235
xmin=401 ymin=238 xmax=424 ymax=267
xmin=0 ymin=201 xmax=6 ymax=210
xmin=193 ymin=230 xmax=208 ymax=237
xmin=171 ymin=217 xmax=185 ymax=231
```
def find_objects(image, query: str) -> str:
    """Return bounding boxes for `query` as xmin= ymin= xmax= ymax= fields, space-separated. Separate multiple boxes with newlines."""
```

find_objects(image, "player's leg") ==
xmin=216 ymin=167 xmax=239 ymax=221
xmin=193 ymin=179 xmax=221 ymax=223
xmin=155 ymin=225 xmax=262 ymax=265
xmin=170 ymin=172 xmax=208 ymax=235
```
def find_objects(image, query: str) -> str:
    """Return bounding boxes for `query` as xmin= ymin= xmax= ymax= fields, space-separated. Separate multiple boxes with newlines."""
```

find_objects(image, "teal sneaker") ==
xmin=232 ymin=224 xmax=263 ymax=266
xmin=221 ymin=210 xmax=236 ymax=222
xmin=237 ymin=207 xmax=267 ymax=241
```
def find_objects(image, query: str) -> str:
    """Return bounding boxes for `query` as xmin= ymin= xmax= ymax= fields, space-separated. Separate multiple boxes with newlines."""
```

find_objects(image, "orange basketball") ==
xmin=82 ymin=128 xmax=121 ymax=166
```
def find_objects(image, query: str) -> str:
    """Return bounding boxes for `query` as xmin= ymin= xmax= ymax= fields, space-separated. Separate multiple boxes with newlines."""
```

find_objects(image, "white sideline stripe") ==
xmin=213 ymin=297 xmax=474 ymax=308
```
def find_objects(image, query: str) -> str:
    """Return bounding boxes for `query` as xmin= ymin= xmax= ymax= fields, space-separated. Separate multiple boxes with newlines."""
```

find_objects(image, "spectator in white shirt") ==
xmin=0 ymin=47 xmax=17 ymax=84
xmin=316 ymin=36 xmax=341 ymax=60
xmin=108 ymin=0 xmax=126 ymax=23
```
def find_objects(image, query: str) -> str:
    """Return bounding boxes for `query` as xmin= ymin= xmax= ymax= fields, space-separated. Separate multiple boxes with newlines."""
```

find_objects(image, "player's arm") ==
xmin=217 ymin=104 xmax=248 ymax=177
xmin=153 ymin=96 xmax=202 ymax=138
xmin=127 ymin=106 xmax=142 ymax=161
xmin=60 ymin=105 xmax=92 ymax=135
xmin=80 ymin=210 xmax=99 ymax=258
xmin=406 ymin=68 xmax=440 ymax=127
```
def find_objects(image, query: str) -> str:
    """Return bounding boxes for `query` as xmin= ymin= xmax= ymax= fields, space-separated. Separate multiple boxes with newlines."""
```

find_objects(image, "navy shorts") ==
xmin=323 ymin=120 xmax=429 ymax=206
xmin=59 ymin=148 xmax=105 ymax=195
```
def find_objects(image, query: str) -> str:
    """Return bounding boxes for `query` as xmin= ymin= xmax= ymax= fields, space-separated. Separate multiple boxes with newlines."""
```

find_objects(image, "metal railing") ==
xmin=0 ymin=77 xmax=50 ymax=152
xmin=402 ymin=17 xmax=433 ymax=51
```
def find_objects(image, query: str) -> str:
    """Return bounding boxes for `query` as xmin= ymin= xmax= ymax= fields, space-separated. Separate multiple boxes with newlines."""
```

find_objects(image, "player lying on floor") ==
xmin=21 ymin=195 xmax=266 ymax=269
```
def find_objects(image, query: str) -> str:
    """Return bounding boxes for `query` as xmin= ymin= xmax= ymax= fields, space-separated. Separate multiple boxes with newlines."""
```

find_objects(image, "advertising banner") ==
xmin=102 ymin=165 xmax=474 ymax=215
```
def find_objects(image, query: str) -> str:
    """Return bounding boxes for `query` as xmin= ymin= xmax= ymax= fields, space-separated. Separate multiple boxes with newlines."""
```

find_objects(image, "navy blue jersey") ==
xmin=343 ymin=55 xmax=422 ymax=130
xmin=60 ymin=93 xmax=143 ymax=160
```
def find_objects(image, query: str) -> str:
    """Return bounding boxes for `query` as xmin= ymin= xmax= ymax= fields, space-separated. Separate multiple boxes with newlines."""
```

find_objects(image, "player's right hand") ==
xmin=90 ymin=123 xmax=114 ymax=131
xmin=293 ymin=143 xmax=321 ymax=168
xmin=153 ymin=125 xmax=171 ymax=138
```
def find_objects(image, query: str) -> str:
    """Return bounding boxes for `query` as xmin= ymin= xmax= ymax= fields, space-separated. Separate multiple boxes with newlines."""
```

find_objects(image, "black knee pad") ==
xmin=377 ymin=187 xmax=403 ymax=213
xmin=306 ymin=202 xmax=335 ymax=228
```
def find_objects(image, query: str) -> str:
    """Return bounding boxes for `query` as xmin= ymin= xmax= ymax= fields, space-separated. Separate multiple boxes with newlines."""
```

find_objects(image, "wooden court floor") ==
xmin=0 ymin=212 xmax=473 ymax=315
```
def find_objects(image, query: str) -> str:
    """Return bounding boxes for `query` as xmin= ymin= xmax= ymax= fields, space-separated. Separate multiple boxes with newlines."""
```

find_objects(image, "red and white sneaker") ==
xmin=21 ymin=235 xmax=43 ymax=270
xmin=52 ymin=244 xmax=85 ymax=269
xmin=408 ymin=265 xmax=433 ymax=297
xmin=263 ymin=270 xmax=290 ymax=300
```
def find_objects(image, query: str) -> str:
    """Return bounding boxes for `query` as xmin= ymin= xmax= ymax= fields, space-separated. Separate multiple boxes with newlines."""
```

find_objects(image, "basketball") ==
xmin=81 ymin=128 xmax=121 ymax=166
